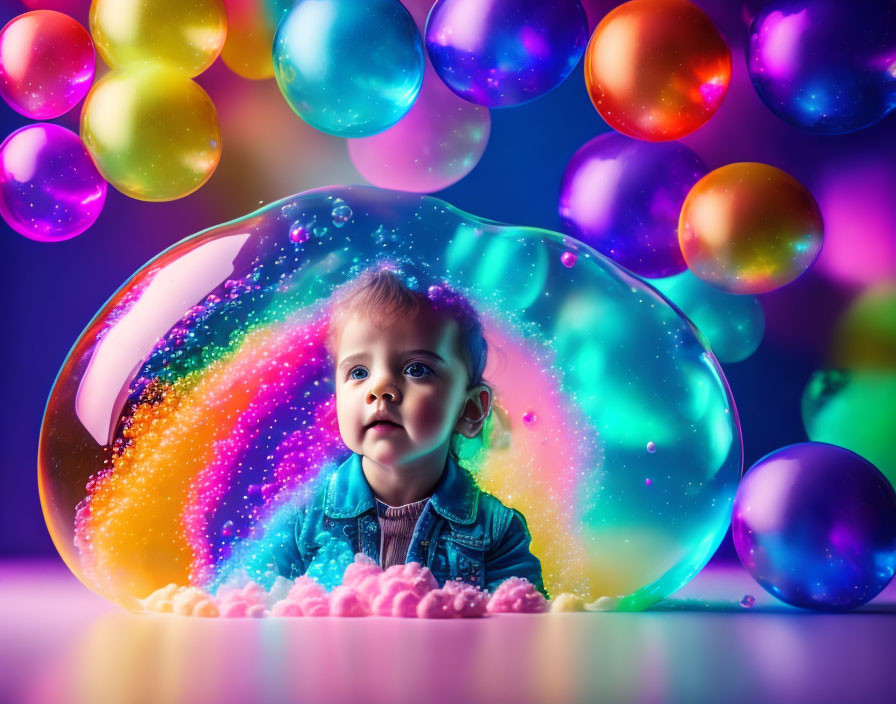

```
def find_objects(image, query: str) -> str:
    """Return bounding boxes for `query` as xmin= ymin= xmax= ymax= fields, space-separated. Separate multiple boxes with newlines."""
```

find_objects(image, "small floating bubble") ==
xmin=740 ymin=594 xmax=755 ymax=608
xmin=522 ymin=411 xmax=537 ymax=427
xmin=331 ymin=201 xmax=353 ymax=227
xmin=647 ymin=441 xmax=656 ymax=453
xmin=289 ymin=221 xmax=309 ymax=243
xmin=561 ymin=251 xmax=577 ymax=268
xmin=645 ymin=477 xmax=652 ymax=487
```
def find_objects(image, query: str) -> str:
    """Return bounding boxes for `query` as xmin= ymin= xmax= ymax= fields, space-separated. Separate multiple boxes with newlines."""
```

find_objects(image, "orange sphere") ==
xmin=585 ymin=0 xmax=731 ymax=141
xmin=678 ymin=163 xmax=824 ymax=295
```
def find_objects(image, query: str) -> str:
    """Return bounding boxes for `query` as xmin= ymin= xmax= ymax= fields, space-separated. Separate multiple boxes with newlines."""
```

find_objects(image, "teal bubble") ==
xmin=272 ymin=0 xmax=424 ymax=137
xmin=648 ymin=270 xmax=765 ymax=363
xmin=802 ymin=369 xmax=896 ymax=489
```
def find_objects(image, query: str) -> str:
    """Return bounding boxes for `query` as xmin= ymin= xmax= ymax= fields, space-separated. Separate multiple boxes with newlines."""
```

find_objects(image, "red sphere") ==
xmin=585 ymin=0 xmax=731 ymax=141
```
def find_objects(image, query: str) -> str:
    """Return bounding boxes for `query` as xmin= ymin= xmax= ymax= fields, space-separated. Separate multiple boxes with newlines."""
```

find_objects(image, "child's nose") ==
xmin=367 ymin=376 xmax=401 ymax=403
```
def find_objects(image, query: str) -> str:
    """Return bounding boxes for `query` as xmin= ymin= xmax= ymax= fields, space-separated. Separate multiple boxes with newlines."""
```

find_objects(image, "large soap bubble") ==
xmin=39 ymin=187 xmax=741 ymax=611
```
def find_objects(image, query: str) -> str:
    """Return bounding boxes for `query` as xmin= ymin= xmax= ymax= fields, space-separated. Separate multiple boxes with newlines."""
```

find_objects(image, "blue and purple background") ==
xmin=1 ymin=0 xmax=894 ymax=570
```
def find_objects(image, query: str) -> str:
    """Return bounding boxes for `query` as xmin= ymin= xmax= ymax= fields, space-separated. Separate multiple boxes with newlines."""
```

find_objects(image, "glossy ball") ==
xmin=747 ymin=0 xmax=896 ymax=135
xmin=273 ymin=0 xmax=424 ymax=137
xmin=348 ymin=54 xmax=490 ymax=192
xmin=585 ymin=0 xmax=731 ymax=141
xmin=803 ymin=370 xmax=896 ymax=491
xmin=559 ymin=133 xmax=706 ymax=278
xmin=39 ymin=186 xmax=740 ymax=610
xmin=424 ymin=0 xmax=588 ymax=108
xmin=732 ymin=443 xmax=896 ymax=611
xmin=0 ymin=11 xmax=95 ymax=119
xmin=0 ymin=123 xmax=106 ymax=242
xmin=649 ymin=270 xmax=765 ymax=363
xmin=679 ymin=162 xmax=824 ymax=294
xmin=80 ymin=66 xmax=222 ymax=202
xmin=90 ymin=0 xmax=226 ymax=77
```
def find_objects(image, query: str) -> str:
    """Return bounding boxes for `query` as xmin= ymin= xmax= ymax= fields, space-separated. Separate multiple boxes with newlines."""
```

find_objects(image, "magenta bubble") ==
xmin=559 ymin=133 xmax=707 ymax=278
xmin=0 ymin=123 xmax=107 ymax=242
xmin=0 ymin=10 xmax=95 ymax=120
xmin=348 ymin=54 xmax=490 ymax=192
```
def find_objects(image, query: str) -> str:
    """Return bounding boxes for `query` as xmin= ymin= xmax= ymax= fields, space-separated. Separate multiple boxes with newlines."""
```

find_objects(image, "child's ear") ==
xmin=455 ymin=385 xmax=492 ymax=438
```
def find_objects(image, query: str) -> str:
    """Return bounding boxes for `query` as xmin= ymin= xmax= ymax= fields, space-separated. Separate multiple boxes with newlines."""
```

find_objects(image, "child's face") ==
xmin=333 ymin=307 xmax=472 ymax=469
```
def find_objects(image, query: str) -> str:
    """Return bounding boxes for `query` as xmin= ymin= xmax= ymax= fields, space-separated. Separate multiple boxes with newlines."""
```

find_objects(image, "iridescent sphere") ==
xmin=679 ymin=162 xmax=824 ymax=294
xmin=0 ymin=10 xmax=95 ymax=119
xmin=559 ymin=133 xmax=706 ymax=278
xmin=90 ymin=0 xmax=226 ymax=77
xmin=273 ymin=0 xmax=424 ymax=137
xmin=0 ymin=123 xmax=106 ymax=242
xmin=80 ymin=65 xmax=222 ymax=202
xmin=747 ymin=0 xmax=896 ymax=135
xmin=425 ymin=0 xmax=588 ymax=108
xmin=39 ymin=186 xmax=740 ymax=611
xmin=732 ymin=443 xmax=896 ymax=611
xmin=585 ymin=0 xmax=731 ymax=141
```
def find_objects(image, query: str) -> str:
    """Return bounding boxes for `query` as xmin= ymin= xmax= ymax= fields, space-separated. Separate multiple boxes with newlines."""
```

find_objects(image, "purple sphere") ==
xmin=425 ymin=0 xmax=588 ymax=107
xmin=732 ymin=442 xmax=896 ymax=611
xmin=747 ymin=0 xmax=896 ymax=134
xmin=558 ymin=133 xmax=706 ymax=278
xmin=0 ymin=123 xmax=106 ymax=242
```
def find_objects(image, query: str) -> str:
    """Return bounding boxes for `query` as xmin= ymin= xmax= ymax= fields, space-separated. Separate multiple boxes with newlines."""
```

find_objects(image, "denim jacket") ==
xmin=272 ymin=452 xmax=547 ymax=598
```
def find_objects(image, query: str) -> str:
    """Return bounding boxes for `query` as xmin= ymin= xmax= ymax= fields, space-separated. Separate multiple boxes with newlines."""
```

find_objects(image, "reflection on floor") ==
xmin=1 ymin=559 xmax=894 ymax=704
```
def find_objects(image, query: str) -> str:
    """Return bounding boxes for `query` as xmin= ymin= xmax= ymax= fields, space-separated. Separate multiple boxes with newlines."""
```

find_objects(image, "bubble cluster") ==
xmin=39 ymin=186 xmax=741 ymax=611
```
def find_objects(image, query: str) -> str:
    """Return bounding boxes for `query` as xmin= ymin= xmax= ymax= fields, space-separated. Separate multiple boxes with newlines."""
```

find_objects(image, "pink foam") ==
xmin=217 ymin=582 xmax=268 ymax=618
xmin=486 ymin=577 xmax=549 ymax=614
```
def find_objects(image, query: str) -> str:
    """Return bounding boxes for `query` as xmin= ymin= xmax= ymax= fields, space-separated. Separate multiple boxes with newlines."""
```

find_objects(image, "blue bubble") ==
xmin=273 ymin=0 xmax=425 ymax=137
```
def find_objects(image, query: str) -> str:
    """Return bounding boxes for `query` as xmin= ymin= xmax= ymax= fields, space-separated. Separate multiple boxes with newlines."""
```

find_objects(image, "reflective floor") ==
xmin=1 ymin=560 xmax=894 ymax=704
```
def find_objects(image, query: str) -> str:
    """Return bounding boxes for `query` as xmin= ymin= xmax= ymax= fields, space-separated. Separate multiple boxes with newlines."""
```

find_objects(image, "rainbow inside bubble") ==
xmin=39 ymin=187 xmax=742 ymax=611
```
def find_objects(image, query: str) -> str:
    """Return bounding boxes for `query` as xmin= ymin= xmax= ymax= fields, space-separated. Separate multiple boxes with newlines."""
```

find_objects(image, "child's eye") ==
xmin=349 ymin=367 xmax=368 ymax=380
xmin=405 ymin=362 xmax=434 ymax=378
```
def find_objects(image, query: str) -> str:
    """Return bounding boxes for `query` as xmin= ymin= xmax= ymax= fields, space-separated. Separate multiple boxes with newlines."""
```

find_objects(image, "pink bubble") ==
xmin=348 ymin=55 xmax=490 ymax=193
xmin=560 ymin=251 xmax=578 ymax=268
xmin=0 ymin=123 xmax=107 ymax=242
xmin=0 ymin=10 xmax=95 ymax=119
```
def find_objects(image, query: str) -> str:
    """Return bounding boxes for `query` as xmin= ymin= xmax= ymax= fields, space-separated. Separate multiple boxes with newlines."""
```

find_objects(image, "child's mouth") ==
xmin=367 ymin=420 xmax=402 ymax=433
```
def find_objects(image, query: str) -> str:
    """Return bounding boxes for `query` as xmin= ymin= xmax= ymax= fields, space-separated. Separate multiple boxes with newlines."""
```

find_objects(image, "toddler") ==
xmin=272 ymin=264 xmax=546 ymax=597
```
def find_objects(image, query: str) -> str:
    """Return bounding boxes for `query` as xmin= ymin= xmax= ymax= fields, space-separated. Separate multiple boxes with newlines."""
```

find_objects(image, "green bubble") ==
xmin=802 ymin=369 xmax=896 ymax=488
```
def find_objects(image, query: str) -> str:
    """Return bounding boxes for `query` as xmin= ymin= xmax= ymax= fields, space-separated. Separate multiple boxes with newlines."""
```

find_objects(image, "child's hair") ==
xmin=324 ymin=264 xmax=488 ymax=391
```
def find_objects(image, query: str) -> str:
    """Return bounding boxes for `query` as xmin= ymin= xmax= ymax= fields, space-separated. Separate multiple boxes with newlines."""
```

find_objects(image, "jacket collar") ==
xmin=324 ymin=452 xmax=479 ymax=524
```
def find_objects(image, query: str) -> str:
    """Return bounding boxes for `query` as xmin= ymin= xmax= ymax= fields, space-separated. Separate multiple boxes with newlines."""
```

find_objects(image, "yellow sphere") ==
xmin=90 ymin=0 xmax=227 ymax=77
xmin=80 ymin=65 xmax=222 ymax=202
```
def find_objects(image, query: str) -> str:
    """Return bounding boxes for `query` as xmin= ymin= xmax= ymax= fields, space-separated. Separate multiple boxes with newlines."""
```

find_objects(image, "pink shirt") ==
xmin=375 ymin=497 xmax=430 ymax=569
